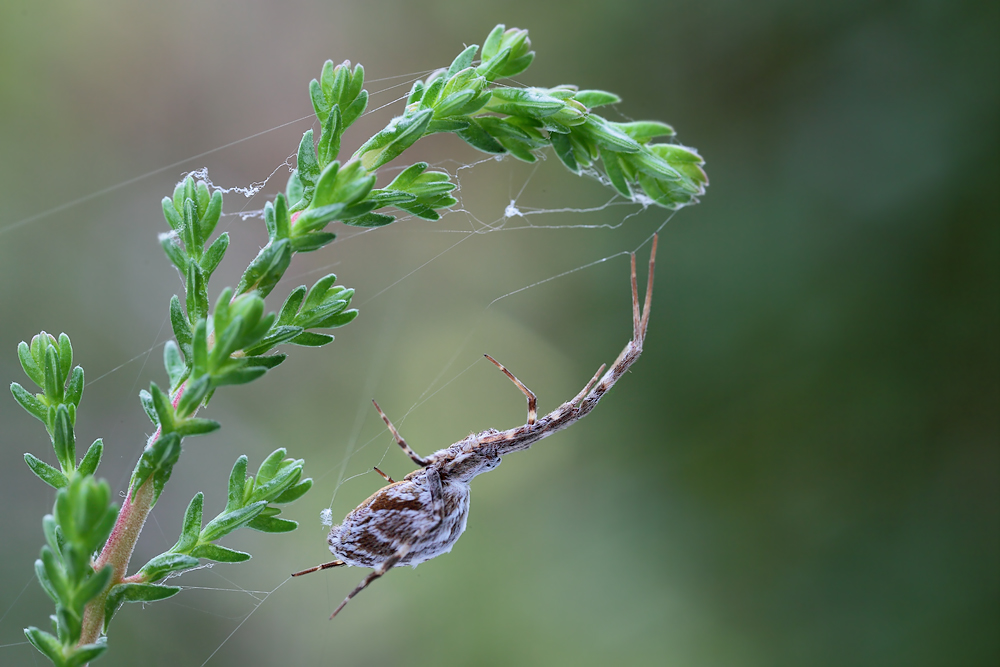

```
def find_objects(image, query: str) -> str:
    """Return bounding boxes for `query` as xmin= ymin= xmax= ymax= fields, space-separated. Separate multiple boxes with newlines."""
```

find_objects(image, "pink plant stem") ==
xmin=77 ymin=382 xmax=187 ymax=647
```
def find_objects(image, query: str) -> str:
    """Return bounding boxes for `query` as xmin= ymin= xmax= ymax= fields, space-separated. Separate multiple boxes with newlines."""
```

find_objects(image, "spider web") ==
xmin=0 ymin=65 xmax=677 ymax=666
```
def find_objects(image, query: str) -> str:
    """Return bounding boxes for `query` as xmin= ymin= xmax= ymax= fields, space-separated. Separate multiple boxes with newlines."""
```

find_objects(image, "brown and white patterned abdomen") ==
xmin=328 ymin=474 xmax=471 ymax=568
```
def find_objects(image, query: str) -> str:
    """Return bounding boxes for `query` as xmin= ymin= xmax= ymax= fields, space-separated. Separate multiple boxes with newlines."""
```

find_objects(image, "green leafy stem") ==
xmin=11 ymin=23 xmax=706 ymax=666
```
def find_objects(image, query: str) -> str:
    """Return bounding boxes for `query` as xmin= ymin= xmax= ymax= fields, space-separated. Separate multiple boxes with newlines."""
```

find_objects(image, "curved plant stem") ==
xmin=77 ymin=478 xmax=155 ymax=645
xmin=77 ymin=383 xmax=187 ymax=647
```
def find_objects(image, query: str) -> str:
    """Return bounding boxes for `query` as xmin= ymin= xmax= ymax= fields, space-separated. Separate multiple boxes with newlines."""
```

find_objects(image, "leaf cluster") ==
xmin=25 ymin=475 xmax=117 ymax=666
xmin=11 ymin=333 xmax=103 ymax=489
xmin=103 ymin=449 xmax=311 ymax=630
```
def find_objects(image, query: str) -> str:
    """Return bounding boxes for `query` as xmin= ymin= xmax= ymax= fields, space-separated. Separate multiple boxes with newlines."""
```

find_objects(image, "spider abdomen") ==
xmin=327 ymin=474 xmax=471 ymax=568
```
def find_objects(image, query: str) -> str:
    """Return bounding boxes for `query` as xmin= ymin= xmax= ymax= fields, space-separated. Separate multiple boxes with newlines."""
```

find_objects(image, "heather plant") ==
xmin=10 ymin=24 xmax=706 ymax=665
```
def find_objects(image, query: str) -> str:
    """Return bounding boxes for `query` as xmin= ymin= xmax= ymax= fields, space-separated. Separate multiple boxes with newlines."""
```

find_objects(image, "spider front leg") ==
xmin=371 ymin=399 xmax=430 ymax=466
xmin=484 ymin=354 xmax=537 ymax=424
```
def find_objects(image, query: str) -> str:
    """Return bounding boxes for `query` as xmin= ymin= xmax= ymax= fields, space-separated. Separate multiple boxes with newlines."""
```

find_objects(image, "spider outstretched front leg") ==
xmin=293 ymin=235 xmax=659 ymax=619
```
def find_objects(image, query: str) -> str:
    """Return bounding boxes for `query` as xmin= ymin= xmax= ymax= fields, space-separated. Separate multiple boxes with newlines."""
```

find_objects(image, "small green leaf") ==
xmin=550 ymin=132 xmax=579 ymax=174
xmin=39 ymin=546 xmax=69 ymax=603
xmin=476 ymin=45 xmax=511 ymax=81
xmin=164 ymin=341 xmax=187 ymax=392
xmin=342 ymin=89 xmax=368 ymax=129
xmin=247 ymin=515 xmax=298 ymax=533
xmin=289 ymin=331 xmax=335 ymax=347
xmin=34 ymin=554 xmax=59 ymax=603
xmin=236 ymin=239 xmax=292 ymax=298
xmin=426 ymin=118 xmax=470 ymax=134
xmin=185 ymin=262 xmax=208 ymax=324
xmin=24 ymin=453 xmax=68 ymax=489
xmin=190 ymin=543 xmax=251 ymax=563
xmin=447 ymin=44 xmax=479 ymax=77
xmin=573 ymin=90 xmax=621 ymax=108
xmin=255 ymin=449 xmax=286 ymax=485
xmin=18 ymin=340 xmax=44 ymax=388
xmin=44 ymin=346 xmax=63 ymax=403
xmin=211 ymin=366 xmax=267 ymax=387
xmin=487 ymin=87 xmax=564 ymax=118
xmin=200 ymin=231 xmax=230 ymax=277
xmin=317 ymin=309 xmax=358 ymax=329
xmin=614 ymin=120 xmax=675 ymax=143
xmin=66 ymin=641 xmax=107 ymax=667
xmin=175 ymin=374 xmax=211 ymax=418
xmin=65 ymin=366 xmax=84 ymax=408
xmin=175 ymin=417 xmax=221 ymax=437
xmin=310 ymin=77 xmax=328 ymax=124
xmin=227 ymin=457 xmax=248 ymax=510
xmin=241 ymin=354 xmax=288 ymax=369
xmin=137 ymin=553 xmax=200 ymax=582
xmin=161 ymin=195 xmax=183 ymax=231
xmin=139 ymin=389 xmax=158 ymax=426
xmin=57 ymin=334 xmax=72 ymax=384
xmin=272 ymin=478 xmax=313 ymax=504
xmin=77 ymin=439 xmax=103 ymax=476
xmin=201 ymin=501 xmax=268 ymax=542
xmin=170 ymin=295 xmax=192 ymax=356
xmin=52 ymin=406 xmax=75 ymax=472
xmin=132 ymin=432 xmax=182 ymax=500
xmin=11 ymin=382 xmax=46 ymax=423
xmin=344 ymin=212 xmax=395 ymax=227
xmin=24 ymin=627 xmax=65 ymax=667
xmin=481 ymin=24 xmax=505 ymax=61
xmin=317 ymin=105 xmax=342 ymax=166
xmin=277 ymin=286 xmax=307 ymax=325
xmin=159 ymin=232 xmax=187 ymax=271
xmin=290 ymin=231 xmax=337 ymax=252
xmin=296 ymin=129 xmax=320 ymax=185
xmin=600 ymin=147 xmax=633 ymax=198
xmin=243 ymin=325 xmax=302 ymax=356
xmin=75 ymin=565 xmax=113 ymax=607
xmin=198 ymin=190 xmax=223 ymax=242
xmin=580 ymin=116 xmax=641 ymax=154
xmin=355 ymin=108 xmax=434 ymax=170
xmin=104 ymin=583 xmax=180 ymax=629
xmin=149 ymin=383 xmax=176 ymax=433
xmin=172 ymin=492 xmax=204 ymax=552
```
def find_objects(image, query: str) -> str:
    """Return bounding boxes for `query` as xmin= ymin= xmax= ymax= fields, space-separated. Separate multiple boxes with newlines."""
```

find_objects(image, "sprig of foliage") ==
xmin=12 ymin=24 xmax=707 ymax=665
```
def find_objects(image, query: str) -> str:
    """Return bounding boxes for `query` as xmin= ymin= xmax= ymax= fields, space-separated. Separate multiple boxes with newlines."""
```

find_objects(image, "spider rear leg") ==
xmin=290 ymin=559 xmax=346 ymax=577
xmin=330 ymin=548 xmax=408 ymax=619
xmin=371 ymin=399 xmax=430 ymax=466
xmin=374 ymin=466 xmax=395 ymax=483
xmin=627 ymin=233 xmax=658 ymax=344
xmin=638 ymin=234 xmax=657 ymax=341
xmin=484 ymin=354 xmax=538 ymax=425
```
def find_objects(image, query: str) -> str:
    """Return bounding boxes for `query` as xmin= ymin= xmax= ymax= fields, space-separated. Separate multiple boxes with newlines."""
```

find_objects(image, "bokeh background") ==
xmin=1 ymin=1 xmax=996 ymax=665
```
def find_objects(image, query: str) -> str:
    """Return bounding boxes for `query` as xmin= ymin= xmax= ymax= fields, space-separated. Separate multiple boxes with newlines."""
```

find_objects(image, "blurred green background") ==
xmin=1 ymin=1 xmax=996 ymax=665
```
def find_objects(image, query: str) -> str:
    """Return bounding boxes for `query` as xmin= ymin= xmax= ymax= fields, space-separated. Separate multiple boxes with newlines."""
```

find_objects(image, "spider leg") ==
xmin=484 ymin=354 xmax=537 ymax=425
xmin=425 ymin=467 xmax=445 ymax=521
xmin=290 ymin=559 xmax=346 ymax=577
xmin=371 ymin=399 xmax=430 ymax=466
xmin=571 ymin=363 xmax=607 ymax=407
xmin=374 ymin=466 xmax=395 ymax=483
xmin=639 ymin=234 xmax=657 ymax=340
xmin=631 ymin=252 xmax=642 ymax=342
xmin=330 ymin=548 xmax=409 ymax=619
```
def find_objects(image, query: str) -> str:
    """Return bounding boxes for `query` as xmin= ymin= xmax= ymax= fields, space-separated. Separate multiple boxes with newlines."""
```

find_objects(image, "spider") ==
xmin=293 ymin=234 xmax=658 ymax=618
